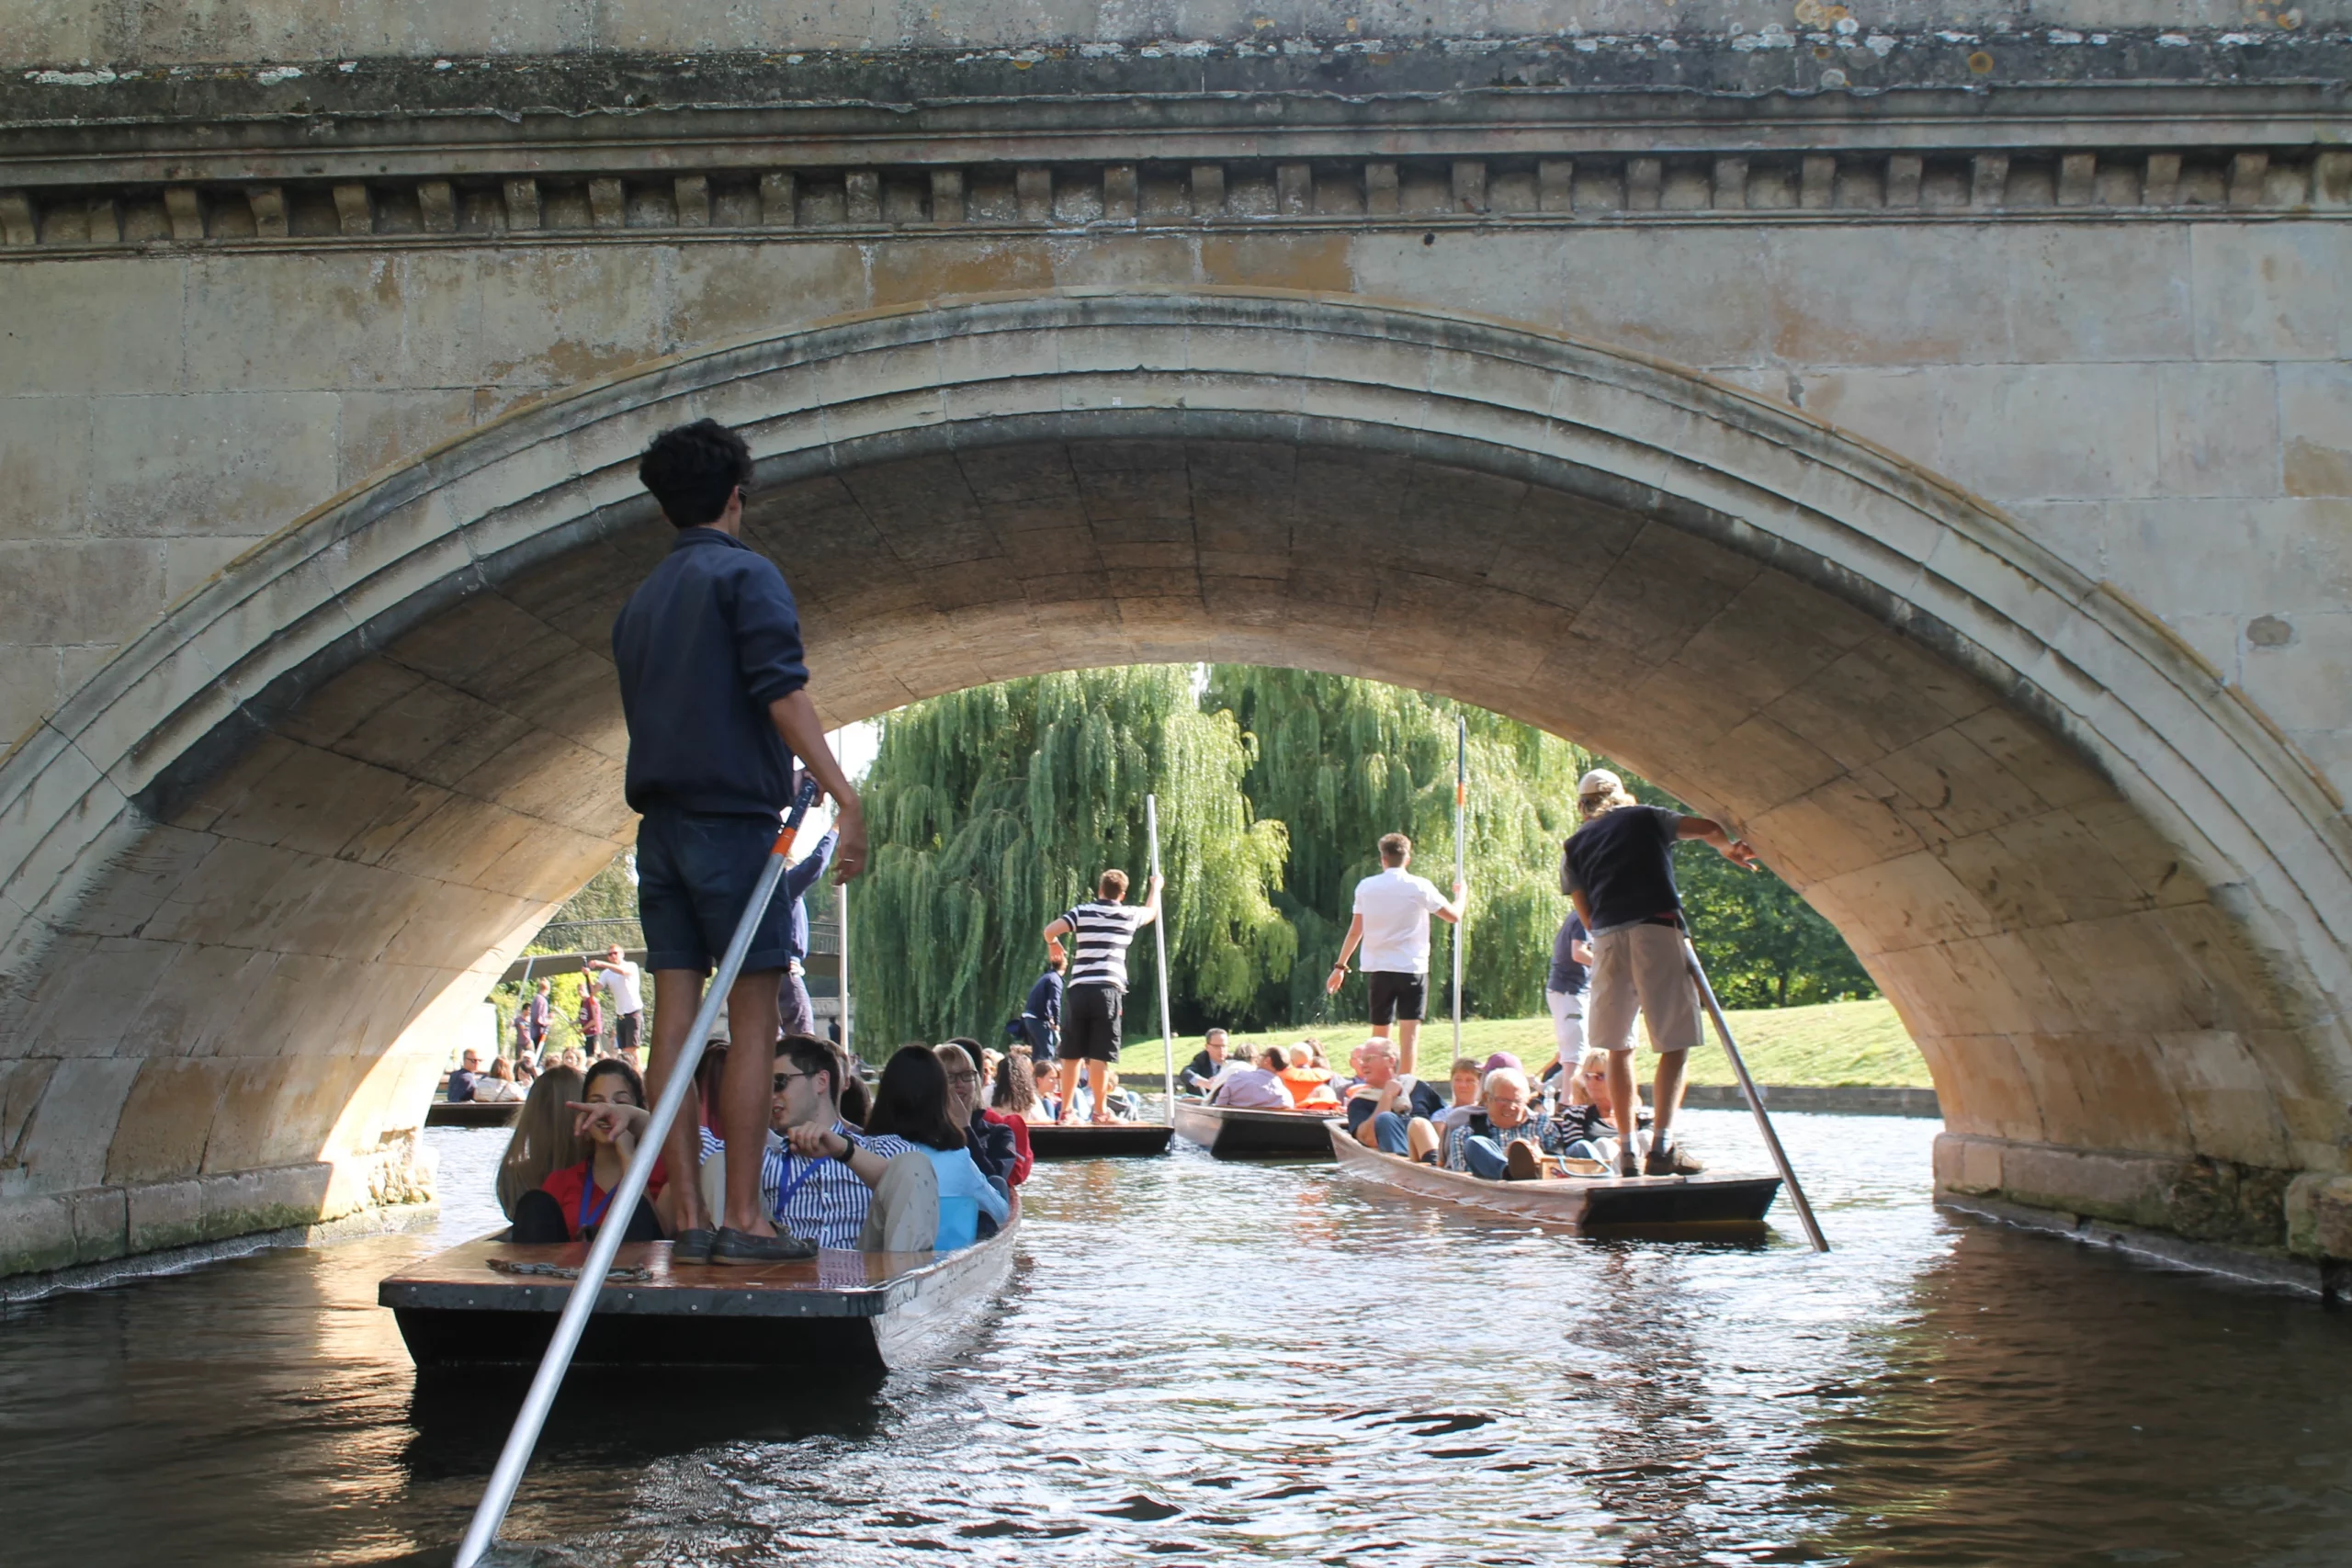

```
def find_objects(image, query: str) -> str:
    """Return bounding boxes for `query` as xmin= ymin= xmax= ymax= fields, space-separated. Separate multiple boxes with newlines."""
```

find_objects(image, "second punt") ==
xmin=1327 ymin=1122 xmax=1781 ymax=1231
xmin=1171 ymin=1100 xmax=1344 ymax=1157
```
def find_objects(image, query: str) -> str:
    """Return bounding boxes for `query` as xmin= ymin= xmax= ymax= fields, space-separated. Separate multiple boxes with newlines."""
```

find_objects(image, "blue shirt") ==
xmin=1023 ymin=969 xmax=1063 ymax=1024
xmin=1548 ymin=912 xmax=1590 ymax=996
xmin=613 ymin=528 xmax=809 ymax=818
xmin=922 ymin=1145 xmax=1010 ymax=1251
xmin=785 ymin=830 xmax=837 ymax=963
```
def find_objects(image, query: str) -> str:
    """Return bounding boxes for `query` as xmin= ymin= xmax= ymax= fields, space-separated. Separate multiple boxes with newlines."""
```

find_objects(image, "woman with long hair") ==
xmin=510 ymin=1059 xmax=673 ymax=1244
xmin=991 ymin=1050 xmax=1046 ymax=1120
xmin=496 ymin=1065 xmax=585 ymax=1222
xmin=865 ymin=1044 xmax=1007 ymax=1250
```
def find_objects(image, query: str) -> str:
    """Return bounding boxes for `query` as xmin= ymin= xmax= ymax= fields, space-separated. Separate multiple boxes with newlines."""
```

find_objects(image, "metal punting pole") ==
xmin=1683 ymin=936 xmax=1829 ymax=1253
xmin=453 ymin=777 xmax=824 ymax=1568
xmin=1147 ymin=794 xmax=1176 ymax=1124
xmin=1451 ymin=715 xmax=1466 ymax=1061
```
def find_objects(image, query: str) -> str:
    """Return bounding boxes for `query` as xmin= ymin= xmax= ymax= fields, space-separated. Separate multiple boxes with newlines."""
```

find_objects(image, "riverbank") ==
xmin=1117 ymin=997 xmax=1929 ymax=1089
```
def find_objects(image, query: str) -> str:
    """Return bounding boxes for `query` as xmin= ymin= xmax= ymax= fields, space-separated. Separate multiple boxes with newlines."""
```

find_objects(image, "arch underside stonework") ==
xmin=2 ymin=290 xmax=2347 ymax=1277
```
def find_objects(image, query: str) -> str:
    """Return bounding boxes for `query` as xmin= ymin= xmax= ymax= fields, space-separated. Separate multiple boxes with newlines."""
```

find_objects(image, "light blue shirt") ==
xmin=921 ymin=1145 xmax=1009 ymax=1251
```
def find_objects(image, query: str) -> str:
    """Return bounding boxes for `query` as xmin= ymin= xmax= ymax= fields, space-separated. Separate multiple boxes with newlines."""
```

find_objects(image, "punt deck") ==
xmin=1328 ymin=1122 xmax=1781 ymax=1231
xmin=1024 ymin=1122 xmax=1173 ymax=1159
xmin=379 ymin=1221 xmax=1017 ymax=1372
xmin=1172 ymin=1100 xmax=1344 ymax=1157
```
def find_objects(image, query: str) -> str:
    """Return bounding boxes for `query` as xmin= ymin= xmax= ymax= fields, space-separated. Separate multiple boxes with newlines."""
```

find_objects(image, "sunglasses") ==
xmin=773 ymin=1069 xmax=818 ymax=1092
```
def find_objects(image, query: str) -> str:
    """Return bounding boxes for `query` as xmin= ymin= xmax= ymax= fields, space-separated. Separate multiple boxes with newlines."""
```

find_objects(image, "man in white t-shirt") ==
xmin=1324 ymin=832 xmax=1465 ymax=1074
xmin=585 ymin=945 xmax=644 ymax=1057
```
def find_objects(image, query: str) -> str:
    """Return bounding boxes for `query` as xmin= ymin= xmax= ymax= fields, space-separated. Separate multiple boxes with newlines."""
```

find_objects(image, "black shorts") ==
xmin=615 ymin=1010 xmax=641 ymax=1054
xmin=1062 ymin=984 xmax=1124 ymax=1062
xmin=1367 ymin=970 xmax=1427 ymax=1025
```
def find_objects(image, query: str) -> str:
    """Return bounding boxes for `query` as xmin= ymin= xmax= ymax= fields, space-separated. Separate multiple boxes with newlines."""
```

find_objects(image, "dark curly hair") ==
xmin=638 ymin=418 xmax=752 ymax=527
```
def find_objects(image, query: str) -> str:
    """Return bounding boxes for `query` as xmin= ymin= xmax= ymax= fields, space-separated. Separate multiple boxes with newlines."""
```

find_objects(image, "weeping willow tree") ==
xmin=1202 ymin=668 xmax=1595 ymax=1023
xmin=850 ymin=667 xmax=1295 ymax=1046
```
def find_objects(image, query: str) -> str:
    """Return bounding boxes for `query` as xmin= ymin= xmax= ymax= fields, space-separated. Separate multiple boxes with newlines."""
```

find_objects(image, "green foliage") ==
xmin=848 ymin=668 xmax=1295 ymax=1046
xmin=1201 ymin=668 xmax=1594 ymax=1023
xmin=843 ymin=664 xmax=1876 ymax=1042
xmin=487 ymin=851 xmax=643 ymax=1057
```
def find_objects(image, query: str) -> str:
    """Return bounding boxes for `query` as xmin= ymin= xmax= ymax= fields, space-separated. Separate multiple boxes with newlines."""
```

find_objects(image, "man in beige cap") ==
xmin=1561 ymin=769 xmax=1755 ymax=1178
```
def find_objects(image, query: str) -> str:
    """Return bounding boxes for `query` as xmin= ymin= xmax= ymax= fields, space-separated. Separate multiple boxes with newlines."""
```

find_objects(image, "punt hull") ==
xmin=424 ymin=1100 xmax=521 ymax=1129
xmin=379 ymin=1221 xmax=1016 ymax=1372
xmin=1328 ymin=1123 xmax=1780 ymax=1231
xmin=1024 ymin=1122 xmax=1173 ymax=1159
xmin=1172 ymin=1101 xmax=1343 ymax=1157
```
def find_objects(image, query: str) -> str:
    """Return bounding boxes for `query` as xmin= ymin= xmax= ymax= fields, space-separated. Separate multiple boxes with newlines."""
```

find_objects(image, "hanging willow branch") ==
xmin=849 ymin=667 xmax=1295 ymax=1047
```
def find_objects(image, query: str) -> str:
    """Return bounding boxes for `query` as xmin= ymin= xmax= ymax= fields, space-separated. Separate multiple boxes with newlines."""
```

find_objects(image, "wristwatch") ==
xmin=831 ymin=1132 xmax=861 ymax=1164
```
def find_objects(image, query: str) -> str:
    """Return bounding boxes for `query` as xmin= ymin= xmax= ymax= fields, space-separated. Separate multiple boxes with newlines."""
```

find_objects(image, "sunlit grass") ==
xmin=1117 ymin=997 xmax=1928 ymax=1088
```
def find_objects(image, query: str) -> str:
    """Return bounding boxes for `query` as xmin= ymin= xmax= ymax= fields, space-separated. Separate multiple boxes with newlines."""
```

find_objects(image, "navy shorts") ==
xmin=636 ymin=809 xmax=793 ymax=976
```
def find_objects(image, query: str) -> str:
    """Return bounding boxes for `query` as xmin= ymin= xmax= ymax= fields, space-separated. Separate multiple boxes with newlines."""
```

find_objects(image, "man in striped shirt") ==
xmin=702 ymin=1033 xmax=920 ymax=1249
xmin=1041 ymin=867 xmax=1163 ymax=1125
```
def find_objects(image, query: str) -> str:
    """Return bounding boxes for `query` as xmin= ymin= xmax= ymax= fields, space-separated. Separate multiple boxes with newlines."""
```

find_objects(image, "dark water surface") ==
xmin=2 ymin=1110 xmax=2346 ymax=1567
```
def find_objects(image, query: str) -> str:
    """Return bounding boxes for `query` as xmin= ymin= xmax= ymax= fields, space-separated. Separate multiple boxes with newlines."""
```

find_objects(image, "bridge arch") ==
xmin=1 ymin=288 xmax=2346 ymax=1274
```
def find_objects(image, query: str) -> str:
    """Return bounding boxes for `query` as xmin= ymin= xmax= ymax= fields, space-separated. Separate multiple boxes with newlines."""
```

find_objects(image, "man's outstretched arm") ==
xmin=1675 ymin=816 xmax=1758 ymax=870
xmin=767 ymin=689 xmax=866 ymax=882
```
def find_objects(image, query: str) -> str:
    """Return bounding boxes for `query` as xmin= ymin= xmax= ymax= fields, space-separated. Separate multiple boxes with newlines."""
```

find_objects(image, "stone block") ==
xmin=1450 ymin=160 xmax=1487 ymax=213
xmin=186 ymin=250 xmax=481 ymax=391
xmin=2007 ymin=224 xmax=2195 ymax=362
xmin=0 ymin=538 xmax=165 ymax=646
xmin=2191 ymin=225 xmax=2351 ymax=361
xmin=0 ymin=397 xmax=95 ymax=542
xmin=88 ymin=389 xmax=340 ymax=536
xmin=0 ymin=1190 xmax=80 ymax=1277
xmin=2285 ymin=1172 xmax=2352 ymax=1259
xmin=2279 ymin=363 xmax=2352 ymax=498
xmin=125 ymin=1177 xmax=205 ymax=1253
xmin=0 ymin=258 xmax=186 ymax=395
xmin=1935 ymin=362 xmax=2160 ymax=503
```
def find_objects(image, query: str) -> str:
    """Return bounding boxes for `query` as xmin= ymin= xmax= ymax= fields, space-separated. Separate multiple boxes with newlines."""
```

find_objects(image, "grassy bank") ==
xmin=1115 ymin=997 xmax=1928 ymax=1089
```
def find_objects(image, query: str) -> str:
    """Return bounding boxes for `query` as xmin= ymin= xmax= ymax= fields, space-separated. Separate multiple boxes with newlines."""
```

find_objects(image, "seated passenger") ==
xmin=1551 ymin=1047 xmax=1625 ymax=1163
xmin=1278 ymin=1043 xmax=1342 ymax=1109
xmin=1430 ymin=1055 xmax=1486 ymax=1133
xmin=495 ymin=1065 xmax=584 ymax=1228
xmin=944 ymin=1039 xmax=1030 ymax=1187
xmin=722 ymin=1032 xmax=929 ymax=1250
xmin=1210 ymin=1045 xmax=1295 ymax=1109
xmin=992 ymin=1050 xmax=1051 ymax=1126
xmin=858 ymin=1043 xmax=1009 ymax=1250
xmin=447 ymin=1048 xmax=483 ymax=1103
xmin=1442 ymin=1066 xmax=1569 ymax=1181
xmin=513 ymin=1059 xmax=672 ymax=1242
xmin=471 ymin=1055 xmax=526 ymax=1103
xmin=1344 ymin=1038 xmax=1444 ymax=1160
xmin=1181 ymin=1029 xmax=1236 ymax=1096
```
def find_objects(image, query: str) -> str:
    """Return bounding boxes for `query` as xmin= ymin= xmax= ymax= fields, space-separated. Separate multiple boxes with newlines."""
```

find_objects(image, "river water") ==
xmin=1 ymin=1109 xmax=2346 ymax=1567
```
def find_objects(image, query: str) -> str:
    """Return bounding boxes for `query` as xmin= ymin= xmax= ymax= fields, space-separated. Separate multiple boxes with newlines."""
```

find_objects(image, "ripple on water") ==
xmin=0 ymin=1111 xmax=2349 ymax=1567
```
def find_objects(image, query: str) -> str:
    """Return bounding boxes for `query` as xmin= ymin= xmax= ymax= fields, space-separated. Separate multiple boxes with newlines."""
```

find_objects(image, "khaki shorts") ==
xmin=1546 ymin=988 xmax=1586 ymax=1056
xmin=1587 ymin=922 xmax=1701 ymax=1056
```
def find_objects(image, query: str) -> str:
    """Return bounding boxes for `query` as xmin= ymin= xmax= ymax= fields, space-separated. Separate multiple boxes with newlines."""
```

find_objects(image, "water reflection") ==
xmin=0 ymin=1112 xmax=2345 ymax=1567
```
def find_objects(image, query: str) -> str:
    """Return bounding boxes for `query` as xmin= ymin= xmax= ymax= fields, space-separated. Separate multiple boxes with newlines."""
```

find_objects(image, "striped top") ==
xmin=700 ymin=1122 xmax=913 ymax=1250
xmin=1059 ymin=898 xmax=1151 ymax=992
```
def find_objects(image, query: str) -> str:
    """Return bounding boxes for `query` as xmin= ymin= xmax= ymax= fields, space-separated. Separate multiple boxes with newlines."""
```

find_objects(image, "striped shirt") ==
xmin=701 ymin=1122 xmax=912 ymax=1249
xmin=1059 ymin=899 xmax=1151 ymax=992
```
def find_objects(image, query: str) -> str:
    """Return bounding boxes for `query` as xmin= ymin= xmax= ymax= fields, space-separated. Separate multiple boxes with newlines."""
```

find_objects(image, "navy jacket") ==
xmin=613 ymin=529 xmax=809 ymax=818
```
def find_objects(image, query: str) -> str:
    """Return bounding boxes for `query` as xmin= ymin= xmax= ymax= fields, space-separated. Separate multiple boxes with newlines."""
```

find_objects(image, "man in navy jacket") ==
xmin=613 ymin=419 xmax=866 ymax=1267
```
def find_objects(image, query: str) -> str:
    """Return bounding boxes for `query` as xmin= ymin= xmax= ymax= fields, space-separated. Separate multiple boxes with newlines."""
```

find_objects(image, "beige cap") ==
xmin=1577 ymin=768 xmax=1623 ymax=796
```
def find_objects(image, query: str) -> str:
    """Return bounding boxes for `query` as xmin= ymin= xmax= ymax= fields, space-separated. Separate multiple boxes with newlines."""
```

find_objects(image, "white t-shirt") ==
xmin=1351 ymin=866 xmax=1451 ymax=974
xmin=596 ymin=960 xmax=643 ymax=1014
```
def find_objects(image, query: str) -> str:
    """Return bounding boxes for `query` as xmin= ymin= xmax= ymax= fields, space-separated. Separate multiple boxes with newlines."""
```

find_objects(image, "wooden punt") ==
xmin=379 ymin=1221 xmax=1017 ymax=1372
xmin=1024 ymin=1122 xmax=1173 ymax=1159
xmin=1327 ymin=1122 xmax=1781 ymax=1231
xmin=424 ymin=1100 xmax=521 ymax=1129
xmin=1172 ymin=1100 xmax=1345 ymax=1157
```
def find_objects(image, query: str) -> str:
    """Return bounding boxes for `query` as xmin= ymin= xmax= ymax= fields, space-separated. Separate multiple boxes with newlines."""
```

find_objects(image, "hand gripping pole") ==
xmin=454 ymin=776 xmax=824 ymax=1567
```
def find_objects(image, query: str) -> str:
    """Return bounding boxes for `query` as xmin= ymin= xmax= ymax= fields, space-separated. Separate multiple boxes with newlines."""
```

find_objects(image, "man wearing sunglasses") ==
xmin=696 ymin=1034 xmax=927 ymax=1252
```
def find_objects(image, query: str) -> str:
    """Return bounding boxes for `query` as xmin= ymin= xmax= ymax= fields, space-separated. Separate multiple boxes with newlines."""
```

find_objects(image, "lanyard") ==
xmin=576 ymin=1164 xmax=616 ymax=1235
xmin=771 ymin=1152 xmax=823 ymax=1223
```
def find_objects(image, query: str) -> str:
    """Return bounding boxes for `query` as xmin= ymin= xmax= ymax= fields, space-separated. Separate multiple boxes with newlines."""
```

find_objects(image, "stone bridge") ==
xmin=3 ymin=0 xmax=2350 ymax=1282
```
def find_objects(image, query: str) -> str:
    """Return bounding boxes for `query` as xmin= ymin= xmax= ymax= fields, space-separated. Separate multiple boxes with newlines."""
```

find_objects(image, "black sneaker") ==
xmin=711 ymin=1226 xmax=819 ymax=1265
xmin=1645 ymin=1138 xmax=1706 ymax=1177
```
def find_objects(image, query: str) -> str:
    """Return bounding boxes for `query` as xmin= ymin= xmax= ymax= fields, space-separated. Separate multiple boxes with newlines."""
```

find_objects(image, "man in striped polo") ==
xmin=1041 ymin=867 xmax=1163 ymax=1125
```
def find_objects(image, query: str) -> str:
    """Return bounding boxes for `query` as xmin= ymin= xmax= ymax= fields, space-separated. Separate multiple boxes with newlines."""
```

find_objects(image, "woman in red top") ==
xmin=512 ymin=1058 xmax=673 ymax=1244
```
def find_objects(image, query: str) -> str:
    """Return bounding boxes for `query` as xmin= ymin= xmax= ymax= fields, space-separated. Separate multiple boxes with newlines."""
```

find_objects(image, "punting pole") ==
xmin=453 ymin=776 xmax=824 ymax=1568
xmin=1147 ymin=794 xmax=1176 ymax=1124
xmin=1451 ymin=715 xmax=1466 ymax=1060
xmin=836 ymin=872 xmax=853 ymax=1063
xmin=1684 ymin=937 xmax=1829 ymax=1253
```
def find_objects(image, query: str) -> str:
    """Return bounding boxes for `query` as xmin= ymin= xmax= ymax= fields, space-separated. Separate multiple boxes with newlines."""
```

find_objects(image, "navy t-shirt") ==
xmin=613 ymin=528 xmax=809 ymax=818
xmin=1561 ymin=806 xmax=1686 ymax=931
xmin=1548 ymin=911 xmax=1590 ymax=996
xmin=1024 ymin=970 xmax=1064 ymax=1023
